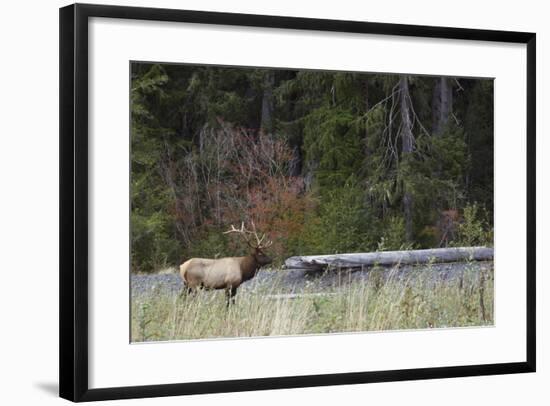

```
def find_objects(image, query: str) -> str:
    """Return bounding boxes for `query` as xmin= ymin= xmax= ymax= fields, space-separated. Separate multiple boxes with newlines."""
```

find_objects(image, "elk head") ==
xmin=224 ymin=222 xmax=273 ymax=266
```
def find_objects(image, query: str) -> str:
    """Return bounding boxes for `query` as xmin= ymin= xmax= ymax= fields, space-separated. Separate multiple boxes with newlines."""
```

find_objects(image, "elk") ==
xmin=179 ymin=222 xmax=273 ymax=306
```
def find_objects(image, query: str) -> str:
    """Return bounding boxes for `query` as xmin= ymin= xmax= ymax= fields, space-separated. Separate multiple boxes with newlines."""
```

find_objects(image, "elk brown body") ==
xmin=179 ymin=223 xmax=273 ymax=306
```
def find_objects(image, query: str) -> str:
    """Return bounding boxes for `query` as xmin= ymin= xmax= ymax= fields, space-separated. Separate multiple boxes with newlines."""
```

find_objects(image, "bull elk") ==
xmin=179 ymin=222 xmax=273 ymax=306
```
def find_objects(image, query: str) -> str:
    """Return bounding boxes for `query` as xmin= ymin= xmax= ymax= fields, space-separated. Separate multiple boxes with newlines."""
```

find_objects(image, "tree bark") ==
xmin=432 ymin=77 xmax=453 ymax=136
xmin=399 ymin=76 xmax=414 ymax=242
xmin=364 ymin=78 xmax=370 ymax=156
xmin=284 ymin=247 xmax=494 ymax=270
xmin=260 ymin=71 xmax=275 ymax=133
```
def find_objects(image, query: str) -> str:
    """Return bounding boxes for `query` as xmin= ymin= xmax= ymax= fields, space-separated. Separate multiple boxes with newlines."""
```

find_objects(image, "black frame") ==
xmin=59 ymin=3 xmax=536 ymax=402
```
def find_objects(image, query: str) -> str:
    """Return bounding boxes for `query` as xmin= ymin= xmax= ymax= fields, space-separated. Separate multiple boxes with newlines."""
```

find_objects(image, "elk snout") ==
xmin=254 ymin=249 xmax=273 ymax=266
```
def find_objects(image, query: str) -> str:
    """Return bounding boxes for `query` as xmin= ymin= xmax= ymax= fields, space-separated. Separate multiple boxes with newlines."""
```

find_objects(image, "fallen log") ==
xmin=284 ymin=246 xmax=493 ymax=270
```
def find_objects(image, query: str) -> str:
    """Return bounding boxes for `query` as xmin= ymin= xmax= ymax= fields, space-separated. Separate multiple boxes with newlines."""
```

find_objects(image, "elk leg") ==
xmin=179 ymin=286 xmax=194 ymax=300
xmin=225 ymin=287 xmax=237 ymax=308
xmin=225 ymin=289 xmax=231 ymax=308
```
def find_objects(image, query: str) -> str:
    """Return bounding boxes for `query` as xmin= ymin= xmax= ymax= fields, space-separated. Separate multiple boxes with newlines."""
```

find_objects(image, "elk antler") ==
xmin=258 ymin=238 xmax=273 ymax=250
xmin=223 ymin=222 xmax=254 ymax=247
xmin=224 ymin=221 xmax=272 ymax=250
xmin=249 ymin=221 xmax=273 ymax=250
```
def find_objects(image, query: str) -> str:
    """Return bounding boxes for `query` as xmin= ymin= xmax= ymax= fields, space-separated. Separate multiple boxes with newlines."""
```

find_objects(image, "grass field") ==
xmin=131 ymin=264 xmax=494 ymax=342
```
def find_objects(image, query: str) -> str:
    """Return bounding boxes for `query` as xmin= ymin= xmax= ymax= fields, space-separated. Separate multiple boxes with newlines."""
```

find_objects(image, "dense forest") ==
xmin=131 ymin=63 xmax=494 ymax=273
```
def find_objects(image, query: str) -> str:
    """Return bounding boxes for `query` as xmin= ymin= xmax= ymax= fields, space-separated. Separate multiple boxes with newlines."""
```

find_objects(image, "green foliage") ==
xmin=131 ymin=211 xmax=181 ymax=273
xmin=186 ymin=227 xmax=233 ymax=260
xmin=454 ymin=203 xmax=493 ymax=246
xmin=377 ymin=217 xmax=413 ymax=251
xmin=462 ymin=80 xmax=495 ymax=210
xmin=303 ymin=106 xmax=364 ymax=187
xmin=131 ymin=64 xmax=182 ymax=272
xmin=301 ymin=181 xmax=372 ymax=254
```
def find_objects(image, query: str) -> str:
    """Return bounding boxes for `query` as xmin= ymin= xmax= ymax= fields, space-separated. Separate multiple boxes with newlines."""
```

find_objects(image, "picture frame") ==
xmin=59 ymin=3 xmax=536 ymax=402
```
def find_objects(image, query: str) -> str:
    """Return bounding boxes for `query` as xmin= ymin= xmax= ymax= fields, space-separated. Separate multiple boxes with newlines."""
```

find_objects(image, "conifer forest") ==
xmin=130 ymin=62 xmax=494 ymax=274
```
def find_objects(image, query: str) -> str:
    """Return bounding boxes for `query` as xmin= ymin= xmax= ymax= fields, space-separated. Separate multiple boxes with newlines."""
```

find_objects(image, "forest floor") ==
xmin=131 ymin=261 xmax=494 ymax=342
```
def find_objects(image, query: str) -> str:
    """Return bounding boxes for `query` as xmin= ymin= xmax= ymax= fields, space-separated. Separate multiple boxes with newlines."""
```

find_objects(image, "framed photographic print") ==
xmin=59 ymin=3 xmax=536 ymax=402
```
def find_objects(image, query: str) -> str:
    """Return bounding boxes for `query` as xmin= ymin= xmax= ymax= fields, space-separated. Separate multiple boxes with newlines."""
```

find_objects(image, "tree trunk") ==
xmin=284 ymin=247 xmax=494 ymax=270
xmin=364 ymin=78 xmax=370 ymax=157
xmin=431 ymin=77 xmax=453 ymax=210
xmin=260 ymin=71 xmax=275 ymax=133
xmin=399 ymin=76 xmax=414 ymax=242
xmin=289 ymin=147 xmax=302 ymax=177
xmin=432 ymin=77 xmax=453 ymax=136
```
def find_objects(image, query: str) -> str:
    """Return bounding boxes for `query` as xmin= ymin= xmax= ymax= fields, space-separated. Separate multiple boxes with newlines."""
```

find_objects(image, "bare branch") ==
xmin=454 ymin=78 xmax=464 ymax=92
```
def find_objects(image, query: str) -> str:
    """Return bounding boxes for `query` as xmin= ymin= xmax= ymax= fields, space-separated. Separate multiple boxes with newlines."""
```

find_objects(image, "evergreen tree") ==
xmin=130 ymin=62 xmax=494 ymax=272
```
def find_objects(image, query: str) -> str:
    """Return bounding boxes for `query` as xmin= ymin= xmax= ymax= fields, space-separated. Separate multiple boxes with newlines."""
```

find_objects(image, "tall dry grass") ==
xmin=131 ymin=264 xmax=493 ymax=342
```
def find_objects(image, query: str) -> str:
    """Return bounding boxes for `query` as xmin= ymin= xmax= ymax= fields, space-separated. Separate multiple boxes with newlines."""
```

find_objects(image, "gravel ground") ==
xmin=131 ymin=261 xmax=493 ymax=298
